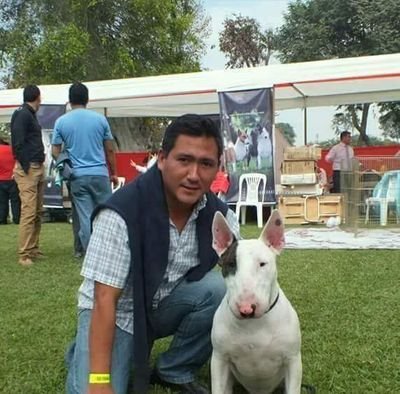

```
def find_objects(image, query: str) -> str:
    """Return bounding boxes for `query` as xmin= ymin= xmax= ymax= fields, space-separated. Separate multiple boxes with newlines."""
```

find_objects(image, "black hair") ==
xmin=23 ymin=85 xmax=40 ymax=103
xmin=161 ymin=114 xmax=223 ymax=160
xmin=340 ymin=131 xmax=351 ymax=141
xmin=69 ymin=82 xmax=89 ymax=106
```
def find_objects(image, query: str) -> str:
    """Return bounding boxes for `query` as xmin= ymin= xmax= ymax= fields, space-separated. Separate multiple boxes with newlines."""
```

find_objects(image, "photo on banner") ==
xmin=37 ymin=104 xmax=66 ymax=176
xmin=219 ymin=88 xmax=275 ymax=203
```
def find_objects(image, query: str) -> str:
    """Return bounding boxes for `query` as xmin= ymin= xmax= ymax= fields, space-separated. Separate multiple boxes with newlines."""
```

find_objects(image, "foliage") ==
xmin=219 ymin=14 xmax=275 ymax=68
xmin=314 ymin=136 xmax=396 ymax=148
xmin=276 ymin=122 xmax=296 ymax=146
xmin=0 ymin=0 xmax=210 ymax=87
xmin=1 ymin=222 xmax=400 ymax=393
xmin=276 ymin=0 xmax=400 ymax=143
xmin=378 ymin=102 xmax=400 ymax=141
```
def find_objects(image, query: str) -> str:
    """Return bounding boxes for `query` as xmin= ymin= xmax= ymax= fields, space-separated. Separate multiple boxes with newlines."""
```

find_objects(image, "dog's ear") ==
xmin=212 ymin=211 xmax=234 ymax=257
xmin=259 ymin=210 xmax=285 ymax=255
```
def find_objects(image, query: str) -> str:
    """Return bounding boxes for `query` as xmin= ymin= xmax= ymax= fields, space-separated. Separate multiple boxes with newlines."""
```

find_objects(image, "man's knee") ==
xmin=201 ymin=271 xmax=226 ymax=310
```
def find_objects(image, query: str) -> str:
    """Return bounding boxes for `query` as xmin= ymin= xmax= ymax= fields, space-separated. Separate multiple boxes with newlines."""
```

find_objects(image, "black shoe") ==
xmin=150 ymin=369 xmax=209 ymax=394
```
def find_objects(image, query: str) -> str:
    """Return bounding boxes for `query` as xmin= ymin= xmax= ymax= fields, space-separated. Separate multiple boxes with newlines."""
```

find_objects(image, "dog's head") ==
xmin=212 ymin=210 xmax=285 ymax=319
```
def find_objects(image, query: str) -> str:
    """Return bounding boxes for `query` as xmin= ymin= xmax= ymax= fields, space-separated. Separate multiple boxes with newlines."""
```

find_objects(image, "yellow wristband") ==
xmin=89 ymin=373 xmax=111 ymax=384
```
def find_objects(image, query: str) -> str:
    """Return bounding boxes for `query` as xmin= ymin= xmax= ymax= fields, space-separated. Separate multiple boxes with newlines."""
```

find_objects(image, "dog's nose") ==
xmin=239 ymin=303 xmax=256 ymax=318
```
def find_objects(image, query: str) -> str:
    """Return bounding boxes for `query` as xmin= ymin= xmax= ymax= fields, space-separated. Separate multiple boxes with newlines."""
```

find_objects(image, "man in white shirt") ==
xmin=325 ymin=131 xmax=354 ymax=193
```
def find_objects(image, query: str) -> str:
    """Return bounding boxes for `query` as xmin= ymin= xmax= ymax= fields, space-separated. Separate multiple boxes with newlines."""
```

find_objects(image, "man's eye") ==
xmin=200 ymin=160 xmax=216 ymax=168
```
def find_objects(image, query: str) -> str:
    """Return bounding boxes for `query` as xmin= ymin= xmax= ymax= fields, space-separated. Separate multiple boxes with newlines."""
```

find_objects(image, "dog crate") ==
xmin=279 ymin=194 xmax=343 ymax=224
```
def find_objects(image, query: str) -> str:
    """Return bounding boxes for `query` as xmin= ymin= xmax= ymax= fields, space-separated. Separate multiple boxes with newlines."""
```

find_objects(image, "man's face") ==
xmin=34 ymin=94 xmax=42 ymax=112
xmin=342 ymin=134 xmax=351 ymax=145
xmin=158 ymin=134 xmax=219 ymax=209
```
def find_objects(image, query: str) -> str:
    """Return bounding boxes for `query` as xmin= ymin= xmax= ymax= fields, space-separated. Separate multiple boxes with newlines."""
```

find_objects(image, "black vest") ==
xmin=93 ymin=165 xmax=228 ymax=393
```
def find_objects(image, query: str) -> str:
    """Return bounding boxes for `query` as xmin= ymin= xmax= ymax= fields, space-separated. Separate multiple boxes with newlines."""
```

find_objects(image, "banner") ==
xmin=219 ymin=88 xmax=275 ymax=203
xmin=37 ymin=105 xmax=67 ymax=208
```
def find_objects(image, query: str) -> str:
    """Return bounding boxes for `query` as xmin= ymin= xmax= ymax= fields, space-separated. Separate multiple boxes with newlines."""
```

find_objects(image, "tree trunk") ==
xmin=349 ymin=103 xmax=370 ymax=146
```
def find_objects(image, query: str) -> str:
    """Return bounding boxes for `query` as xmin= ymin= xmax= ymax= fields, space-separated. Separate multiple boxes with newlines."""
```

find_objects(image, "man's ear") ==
xmin=212 ymin=211 xmax=234 ymax=257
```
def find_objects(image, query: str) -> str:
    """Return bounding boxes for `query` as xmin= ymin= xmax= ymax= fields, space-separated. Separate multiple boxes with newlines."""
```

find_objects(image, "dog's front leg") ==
xmin=211 ymin=353 xmax=234 ymax=394
xmin=284 ymin=354 xmax=302 ymax=394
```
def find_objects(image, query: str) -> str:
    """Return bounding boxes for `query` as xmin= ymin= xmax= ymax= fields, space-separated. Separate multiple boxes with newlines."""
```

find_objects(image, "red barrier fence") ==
xmin=318 ymin=144 xmax=400 ymax=177
xmin=115 ymin=152 xmax=150 ymax=183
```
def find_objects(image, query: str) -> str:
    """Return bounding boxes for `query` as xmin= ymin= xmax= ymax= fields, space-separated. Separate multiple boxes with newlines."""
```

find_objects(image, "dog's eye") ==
xmin=259 ymin=262 xmax=267 ymax=267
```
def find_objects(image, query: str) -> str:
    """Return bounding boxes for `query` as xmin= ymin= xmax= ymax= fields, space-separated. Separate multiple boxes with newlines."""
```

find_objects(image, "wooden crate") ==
xmin=278 ymin=194 xmax=343 ymax=224
xmin=284 ymin=146 xmax=322 ymax=160
xmin=282 ymin=160 xmax=317 ymax=175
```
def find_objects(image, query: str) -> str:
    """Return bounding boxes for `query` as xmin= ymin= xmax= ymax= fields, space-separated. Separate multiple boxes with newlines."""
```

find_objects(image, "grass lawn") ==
xmin=0 ymin=222 xmax=399 ymax=393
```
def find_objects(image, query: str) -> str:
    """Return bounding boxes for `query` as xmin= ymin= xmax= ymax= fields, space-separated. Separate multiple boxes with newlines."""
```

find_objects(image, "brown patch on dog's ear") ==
xmin=259 ymin=210 xmax=285 ymax=254
xmin=212 ymin=211 xmax=234 ymax=257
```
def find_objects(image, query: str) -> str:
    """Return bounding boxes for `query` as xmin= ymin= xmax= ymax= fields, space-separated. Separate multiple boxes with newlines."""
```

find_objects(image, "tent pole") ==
xmin=291 ymin=84 xmax=308 ymax=145
xmin=304 ymin=107 xmax=308 ymax=145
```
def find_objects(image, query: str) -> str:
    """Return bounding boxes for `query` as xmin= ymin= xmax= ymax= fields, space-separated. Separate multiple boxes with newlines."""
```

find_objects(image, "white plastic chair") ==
xmin=235 ymin=173 xmax=267 ymax=228
xmin=365 ymin=173 xmax=398 ymax=225
xmin=111 ymin=176 xmax=126 ymax=193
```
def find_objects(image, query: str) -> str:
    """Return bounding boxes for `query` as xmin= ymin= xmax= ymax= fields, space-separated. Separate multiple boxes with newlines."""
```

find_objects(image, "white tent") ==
xmin=1 ymin=53 xmax=400 ymax=122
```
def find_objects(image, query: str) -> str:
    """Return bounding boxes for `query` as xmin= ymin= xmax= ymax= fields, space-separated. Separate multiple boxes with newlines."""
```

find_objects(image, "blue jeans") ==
xmin=65 ymin=270 xmax=225 ymax=393
xmin=70 ymin=175 xmax=112 ymax=250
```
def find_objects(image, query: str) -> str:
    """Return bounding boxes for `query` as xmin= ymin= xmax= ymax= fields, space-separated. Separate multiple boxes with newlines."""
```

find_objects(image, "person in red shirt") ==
xmin=0 ymin=137 xmax=20 ymax=224
xmin=210 ymin=164 xmax=230 ymax=201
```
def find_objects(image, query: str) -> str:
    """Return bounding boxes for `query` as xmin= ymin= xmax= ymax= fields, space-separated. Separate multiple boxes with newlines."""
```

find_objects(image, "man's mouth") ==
xmin=181 ymin=184 xmax=200 ymax=191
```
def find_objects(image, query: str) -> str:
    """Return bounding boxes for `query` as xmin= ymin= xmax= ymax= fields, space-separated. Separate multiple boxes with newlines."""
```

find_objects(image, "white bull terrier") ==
xmin=211 ymin=210 xmax=302 ymax=394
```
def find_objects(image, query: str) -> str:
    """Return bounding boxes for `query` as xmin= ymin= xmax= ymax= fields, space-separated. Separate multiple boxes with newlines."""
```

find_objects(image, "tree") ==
xmin=378 ymin=102 xmax=400 ymax=141
xmin=276 ymin=122 xmax=296 ymax=146
xmin=0 ymin=0 xmax=210 ymax=151
xmin=276 ymin=0 xmax=400 ymax=144
xmin=0 ymin=0 xmax=210 ymax=86
xmin=219 ymin=14 xmax=275 ymax=68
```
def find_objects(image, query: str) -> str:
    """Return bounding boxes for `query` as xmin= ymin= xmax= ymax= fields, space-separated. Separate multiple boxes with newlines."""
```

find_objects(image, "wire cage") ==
xmin=342 ymin=156 xmax=400 ymax=231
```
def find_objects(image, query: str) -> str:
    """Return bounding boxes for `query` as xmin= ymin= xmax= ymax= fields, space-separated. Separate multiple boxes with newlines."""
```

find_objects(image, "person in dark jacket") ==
xmin=65 ymin=114 xmax=240 ymax=394
xmin=11 ymin=85 xmax=45 ymax=266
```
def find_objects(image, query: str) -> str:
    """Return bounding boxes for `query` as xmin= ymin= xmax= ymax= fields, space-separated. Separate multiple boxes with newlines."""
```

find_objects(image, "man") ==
xmin=325 ymin=131 xmax=354 ymax=193
xmin=0 ymin=137 xmax=21 ymax=225
xmin=51 ymin=82 xmax=118 ymax=251
xmin=65 ymin=114 xmax=240 ymax=394
xmin=11 ymin=85 xmax=45 ymax=266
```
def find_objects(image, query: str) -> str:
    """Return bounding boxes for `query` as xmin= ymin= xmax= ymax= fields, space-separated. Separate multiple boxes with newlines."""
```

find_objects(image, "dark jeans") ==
xmin=0 ymin=180 xmax=21 ymax=224
xmin=332 ymin=170 xmax=341 ymax=193
xmin=67 ymin=181 xmax=84 ymax=255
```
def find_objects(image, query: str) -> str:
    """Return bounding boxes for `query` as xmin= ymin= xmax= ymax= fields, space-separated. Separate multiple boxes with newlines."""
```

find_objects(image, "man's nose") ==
xmin=187 ymin=163 xmax=200 ymax=180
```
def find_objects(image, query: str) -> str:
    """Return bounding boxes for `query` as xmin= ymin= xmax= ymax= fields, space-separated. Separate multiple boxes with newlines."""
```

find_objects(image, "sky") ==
xmin=200 ymin=0 xmax=383 ymax=146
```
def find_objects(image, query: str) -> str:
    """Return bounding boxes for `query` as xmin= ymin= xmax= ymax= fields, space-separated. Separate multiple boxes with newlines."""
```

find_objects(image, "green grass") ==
xmin=0 ymin=223 xmax=399 ymax=393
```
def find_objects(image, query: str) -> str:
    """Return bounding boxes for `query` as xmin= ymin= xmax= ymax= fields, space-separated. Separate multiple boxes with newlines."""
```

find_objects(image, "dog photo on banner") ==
xmin=219 ymin=88 xmax=275 ymax=204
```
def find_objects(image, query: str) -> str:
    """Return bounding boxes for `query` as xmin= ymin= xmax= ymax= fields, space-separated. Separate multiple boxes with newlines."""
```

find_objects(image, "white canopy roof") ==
xmin=1 ymin=53 xmax=400 ymax=122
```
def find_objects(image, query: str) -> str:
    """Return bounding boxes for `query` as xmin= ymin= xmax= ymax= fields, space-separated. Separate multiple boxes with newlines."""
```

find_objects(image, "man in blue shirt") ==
xmin=52 ymin=82 xmax=118 ymax=251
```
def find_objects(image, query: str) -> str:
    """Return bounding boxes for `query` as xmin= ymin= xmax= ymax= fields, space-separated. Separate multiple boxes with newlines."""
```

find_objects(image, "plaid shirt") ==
xmin=78 ymin=196 xmax=240 ymax=334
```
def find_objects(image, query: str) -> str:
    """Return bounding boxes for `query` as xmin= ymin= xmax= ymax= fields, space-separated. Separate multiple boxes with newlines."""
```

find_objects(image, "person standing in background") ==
xmin=51 ymin=82 xmax=118 ymax=251
xmin=11 ymin=85 xmax=45 ymax=266
xmin=0 ymin=137 xmax=21 ymax=225
xmin=325 ymin=131 xmax=354 ymax=193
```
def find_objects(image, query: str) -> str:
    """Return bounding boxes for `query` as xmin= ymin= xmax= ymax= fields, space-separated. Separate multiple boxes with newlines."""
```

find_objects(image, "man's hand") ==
xmin=88 ymin=383 xmax=114 ymax=394
xmin=110 ymin=175 xmax=119 ymax=188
